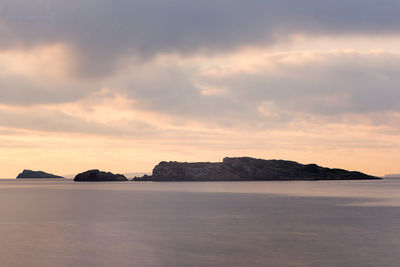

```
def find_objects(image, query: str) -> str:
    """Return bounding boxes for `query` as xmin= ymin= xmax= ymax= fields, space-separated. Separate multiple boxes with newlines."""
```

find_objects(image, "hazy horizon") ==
xmin=1 ymin=1 xmax=400 ymax=177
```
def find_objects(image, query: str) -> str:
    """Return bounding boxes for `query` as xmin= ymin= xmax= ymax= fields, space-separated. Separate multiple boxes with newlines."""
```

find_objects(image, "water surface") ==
xmin=0 ymin=179 xmax=399 ymax=266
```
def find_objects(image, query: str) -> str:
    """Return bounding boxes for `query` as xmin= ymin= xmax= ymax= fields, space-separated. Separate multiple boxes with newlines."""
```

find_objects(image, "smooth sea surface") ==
xmin=0 ymin=178 xmax=399 ymax=267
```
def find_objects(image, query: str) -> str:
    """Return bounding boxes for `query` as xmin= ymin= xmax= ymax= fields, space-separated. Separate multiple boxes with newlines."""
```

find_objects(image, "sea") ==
xmin=0 ymin=178 xmax=399 ymax=267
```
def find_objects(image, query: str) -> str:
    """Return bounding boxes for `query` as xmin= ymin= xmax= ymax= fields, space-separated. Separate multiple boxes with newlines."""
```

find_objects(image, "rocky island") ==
xmin=134 ymin=157 xmax=379 ymax=181
xmin=16 ymin=170 xmax=63 ymax=179
xmin=74 ymin=169 xmax=128 ymax=182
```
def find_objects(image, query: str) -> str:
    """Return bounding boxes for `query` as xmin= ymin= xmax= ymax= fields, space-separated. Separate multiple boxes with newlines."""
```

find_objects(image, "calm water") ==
xmin=0 ymin=179 xmax=399 ymax=267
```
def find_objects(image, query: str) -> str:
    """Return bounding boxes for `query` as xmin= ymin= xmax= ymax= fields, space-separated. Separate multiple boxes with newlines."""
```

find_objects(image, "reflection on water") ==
xmin=0 ymin=179 xmax=399 ymax=266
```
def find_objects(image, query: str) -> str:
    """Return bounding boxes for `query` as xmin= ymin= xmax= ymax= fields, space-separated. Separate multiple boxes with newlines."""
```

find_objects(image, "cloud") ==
xmin=1 ymin=0 xmax=400 ymax=76
xmin=0 ymin=100 xmax=157 ymax=137
xmin=101 ymin=50 xmax=400 ymax=132
xmin=0 ymin=44 xmax=98 ymax=105
xmin=234 ymin=51 xmax=400 ymax=115
xmin=0 ymin=73 xmax=94 ymax=105
xmin=1 ymin=44 xmax=399 ymax=133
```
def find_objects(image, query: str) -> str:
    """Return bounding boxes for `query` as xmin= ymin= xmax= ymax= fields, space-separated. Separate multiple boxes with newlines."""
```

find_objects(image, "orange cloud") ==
xmin=0 ymin=43 xmax=73 ymax=80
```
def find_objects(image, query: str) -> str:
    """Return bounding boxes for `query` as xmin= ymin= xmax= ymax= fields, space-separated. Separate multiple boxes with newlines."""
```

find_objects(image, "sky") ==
xmin=0 ymin=0 xmax=399 ymax=177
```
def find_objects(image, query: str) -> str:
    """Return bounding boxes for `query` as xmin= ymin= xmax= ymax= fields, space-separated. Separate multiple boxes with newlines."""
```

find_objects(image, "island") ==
xmin=74 ymin=169 xmax=128 ymax=182
xmin=134 ymin=157 xmax=379 ymax=181
xmin=16 ymin=170 xmax=63 ymax=179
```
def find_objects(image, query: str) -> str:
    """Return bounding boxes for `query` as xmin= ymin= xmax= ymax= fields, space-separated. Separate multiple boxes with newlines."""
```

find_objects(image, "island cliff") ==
xmin=74 ymin=169 xmax=128 ymax=182
xmin=17 ymin=170 xmax=63 ymax=179
xmin=135 ymin=157 xmax=379 ymax=181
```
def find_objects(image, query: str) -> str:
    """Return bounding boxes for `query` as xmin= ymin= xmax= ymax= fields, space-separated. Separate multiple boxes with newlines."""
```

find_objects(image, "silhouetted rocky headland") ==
xmin=17 ymin=170 xmax=63 ymax=179
xmin=74 ymin=169 xmax=128 ymax=182
xmin=135 ymin=157 xmax=379 ymax=181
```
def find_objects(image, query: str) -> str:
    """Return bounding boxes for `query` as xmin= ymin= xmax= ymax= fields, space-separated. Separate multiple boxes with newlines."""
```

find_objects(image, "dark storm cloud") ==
xmin=1 ymin=0 xmax=399 ymax=75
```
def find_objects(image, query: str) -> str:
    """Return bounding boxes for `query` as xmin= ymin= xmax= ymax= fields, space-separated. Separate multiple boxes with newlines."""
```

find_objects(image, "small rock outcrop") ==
xmin=16 ymin=170 xmax=63 ymax=179
xmin=136 ymin=157 xmax=379 ymax=181
xmin=74 ymin=169 xmax=128 ymax=182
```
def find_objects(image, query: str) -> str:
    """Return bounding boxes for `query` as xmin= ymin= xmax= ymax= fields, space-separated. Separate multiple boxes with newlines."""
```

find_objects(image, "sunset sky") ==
xmin=0 ymin=0 xmax=399 ymax=177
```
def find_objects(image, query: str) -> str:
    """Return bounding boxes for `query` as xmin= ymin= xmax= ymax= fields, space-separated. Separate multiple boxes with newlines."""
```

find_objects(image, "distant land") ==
xmin=124 ymin=172 xmax=152 ymax=178
xmin=134 ymin=157 xmax=379 ymax=181
xmin=61 ymin=172 xmax=150 ymax=179
xmin=383 ymin=174 xmax=400 ymax=178
xmin=17 ymin=170 xmax=63 ymax=179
